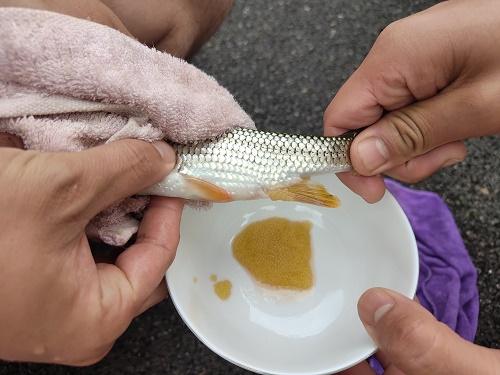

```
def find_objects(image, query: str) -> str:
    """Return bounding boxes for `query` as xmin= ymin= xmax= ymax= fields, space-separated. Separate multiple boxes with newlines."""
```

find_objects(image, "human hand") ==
xmin=324 ymin=0 xmax=500 ymax=203
xmin=0 ymin=0 xmax=240 ymax=365
xmin=0 ymin=140 xmax=184 ymax=365
xmin=339 ymin=288 xmax=500 ymax=375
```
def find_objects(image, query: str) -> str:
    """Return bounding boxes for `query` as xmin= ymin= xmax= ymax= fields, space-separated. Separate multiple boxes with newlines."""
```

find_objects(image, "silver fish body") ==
xmin=142 ymin=128 xmax=356 ymax=206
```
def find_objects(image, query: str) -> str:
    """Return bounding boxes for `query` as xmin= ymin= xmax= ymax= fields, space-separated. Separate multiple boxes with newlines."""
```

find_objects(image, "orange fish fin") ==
xmin=184 ymin=176 xmax=233 ymax=202
xmin=267 ymin=179 xmax=341 ymax=208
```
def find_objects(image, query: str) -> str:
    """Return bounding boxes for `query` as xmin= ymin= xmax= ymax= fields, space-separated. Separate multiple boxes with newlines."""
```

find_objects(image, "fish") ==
xmin=141 ymin=127 xmax=357 ymax=208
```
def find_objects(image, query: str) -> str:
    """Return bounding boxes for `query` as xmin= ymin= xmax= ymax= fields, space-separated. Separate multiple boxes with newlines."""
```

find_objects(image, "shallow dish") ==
xmin=167 ymin=174 xmax=418 ymax=375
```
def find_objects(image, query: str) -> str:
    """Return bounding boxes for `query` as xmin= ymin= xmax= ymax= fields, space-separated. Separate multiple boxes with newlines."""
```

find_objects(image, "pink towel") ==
xmin=0 ymin=8 xmax=254 ymax=246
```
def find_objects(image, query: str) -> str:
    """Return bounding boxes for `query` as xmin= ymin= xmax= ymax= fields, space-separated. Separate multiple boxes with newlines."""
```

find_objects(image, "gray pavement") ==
xmin=2 ymin=1 xmax=499 ymax=374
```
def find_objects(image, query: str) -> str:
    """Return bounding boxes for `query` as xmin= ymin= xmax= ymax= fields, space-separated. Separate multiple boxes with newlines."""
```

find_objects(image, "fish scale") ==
xmin=174 ymin=128 xmax=353 ymax=177
xmin=142 ymin=128 xmax=357 ymax=207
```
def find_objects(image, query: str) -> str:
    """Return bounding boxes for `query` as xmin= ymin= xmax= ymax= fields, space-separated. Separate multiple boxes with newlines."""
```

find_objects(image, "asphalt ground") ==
xmin=2 ymin=1 xmax=499 ymax=374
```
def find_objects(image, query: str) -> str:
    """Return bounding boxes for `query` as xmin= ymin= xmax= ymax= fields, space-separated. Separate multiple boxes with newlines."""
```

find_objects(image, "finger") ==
xmin=324 ymin=66 xmax=412 ymax=136
xmin=134 ymin=277 xmax=168 ymax=317
xmin=324 ymin=0 xmax=488 ymax=136
xmin=71 ymin=139 xmax=176 ymax=219
xmin=335 ymin=173 xmax=386 ymax=204
xmin=358 ymin=288 xmax=498 ymax=375
xmin=373 ymin=295 xmax=421 ymax=371
xmin=323 ymin=14 xmax=451 ymax=136
xmin=108 ymin=197 xmax=184 ymax=314
xmin=382 ymin=141 xmax=466 ymax=183
xmin=0 ymin=140 xmax=175 ymax=231
xmin=348 ymin=84 xmax=498 ymax=177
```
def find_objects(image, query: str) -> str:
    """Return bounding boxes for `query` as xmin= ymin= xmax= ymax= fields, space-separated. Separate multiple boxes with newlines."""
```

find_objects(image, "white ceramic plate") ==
xmin=167 ymin=174 xmax=418 ymax=375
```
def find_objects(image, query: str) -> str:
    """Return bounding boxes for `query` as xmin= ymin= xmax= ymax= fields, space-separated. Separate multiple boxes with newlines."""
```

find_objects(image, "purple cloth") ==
xmin=369 ymin=179 xmax=479 ymax=374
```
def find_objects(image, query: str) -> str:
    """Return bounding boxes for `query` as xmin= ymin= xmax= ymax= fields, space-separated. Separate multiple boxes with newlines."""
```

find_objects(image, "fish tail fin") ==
xmin=267 ymin=179 xmax=341 ymax=208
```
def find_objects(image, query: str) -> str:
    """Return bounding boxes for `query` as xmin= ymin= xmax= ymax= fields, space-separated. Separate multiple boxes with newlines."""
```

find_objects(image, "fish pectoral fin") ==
xmin=184 ymin=176 xmax=234 ymax=202
xmin=266 ymin=180 xmax=341 ymax=208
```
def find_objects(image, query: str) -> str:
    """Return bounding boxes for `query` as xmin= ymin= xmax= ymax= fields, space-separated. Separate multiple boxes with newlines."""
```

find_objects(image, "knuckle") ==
xmin=398 ymin=173 xmax=426 ymax=184
xmin=376 ymin=19 xmax=409 ymax=54
xmin=166 ymin=229 xmax=181 ymax=254
xmin=463 ymin=79 xmax=500 ymax=116
xmin=46 ymin=158 xmax=82 ymax=192
xmin=385 ymin=107 xmax=429 ymax=157
xmin=402 ymin=165 xmax=436 ymax=184
xmin=388 ymin=161 xmax=432 ymax=184
xmin=38 ymin=155 xmax=90 ymax=224
xmin=384 ymin=315 xmax=443 ymax=373
xmin=121 ymin=142 xmax=156 ymax=182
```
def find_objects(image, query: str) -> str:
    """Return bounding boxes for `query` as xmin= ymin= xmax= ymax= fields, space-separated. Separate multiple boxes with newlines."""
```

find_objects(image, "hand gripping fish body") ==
xmin=142 ymin=128 xmax=356 ymax=208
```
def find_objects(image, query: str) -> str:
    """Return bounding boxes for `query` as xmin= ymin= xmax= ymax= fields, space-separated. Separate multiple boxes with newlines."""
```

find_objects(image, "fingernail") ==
xmin=152 ymin=141 xmax=176 ymax=164
xmin=441 ymin=158 xmax=462 ymax=168
xmin=358 ymin=289 xmax=395 ymax=326
xmin=357 ymin=137 xmax=388 ymax=172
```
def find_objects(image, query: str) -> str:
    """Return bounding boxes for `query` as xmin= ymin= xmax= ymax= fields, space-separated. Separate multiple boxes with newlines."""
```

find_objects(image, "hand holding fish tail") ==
xmin=328 ymin=1 xmax=500 ymax=374
xmin=325 ymin=0 xmax=500 ymax=203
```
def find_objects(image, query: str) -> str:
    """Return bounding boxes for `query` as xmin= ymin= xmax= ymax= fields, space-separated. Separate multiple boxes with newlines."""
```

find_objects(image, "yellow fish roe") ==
xmin=232 ymin=217 xmax=313 ymax=290
xmin=214 ymin=280 xmax=232 ymax=300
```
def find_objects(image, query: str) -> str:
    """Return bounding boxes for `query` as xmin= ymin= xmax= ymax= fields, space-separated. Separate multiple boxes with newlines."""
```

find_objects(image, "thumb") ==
xmin=65 ymin=139 xmax=176 ymax=220
xmin=346 ymin=72 xmax=500 ymax=182
xmin=349 ymin=93 xmax=471 ymax=182
xmin=358 ymin=288 xmax=497 ymax=375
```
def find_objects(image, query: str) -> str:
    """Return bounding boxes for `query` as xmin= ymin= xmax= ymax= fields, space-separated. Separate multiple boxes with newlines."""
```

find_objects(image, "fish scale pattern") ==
xmin=170 ymin=128 xmax=355 ymax=188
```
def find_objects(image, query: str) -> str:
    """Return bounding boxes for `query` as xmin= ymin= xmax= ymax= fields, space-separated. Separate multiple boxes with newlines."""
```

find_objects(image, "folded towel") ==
xmin=0 ymin=8 xmax=254 ymax=246
xmin=369 ymin=180 xmax=479 ymax=374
